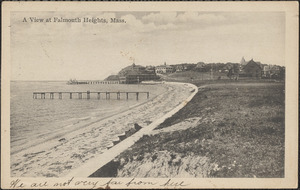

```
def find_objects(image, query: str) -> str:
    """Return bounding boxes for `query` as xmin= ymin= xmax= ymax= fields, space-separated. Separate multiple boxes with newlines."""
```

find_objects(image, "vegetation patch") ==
xmin=94 ymin=81 xmax=285 ymax=178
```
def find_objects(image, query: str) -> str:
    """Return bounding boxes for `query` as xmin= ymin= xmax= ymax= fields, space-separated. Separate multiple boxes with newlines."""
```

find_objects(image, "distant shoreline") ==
xmin=11 ymin=80 xmax=69 ymax=82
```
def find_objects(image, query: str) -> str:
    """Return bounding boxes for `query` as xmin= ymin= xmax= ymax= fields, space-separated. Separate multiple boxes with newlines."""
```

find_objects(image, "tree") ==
xmin=227 ymin=68 xmax=233 ymax=79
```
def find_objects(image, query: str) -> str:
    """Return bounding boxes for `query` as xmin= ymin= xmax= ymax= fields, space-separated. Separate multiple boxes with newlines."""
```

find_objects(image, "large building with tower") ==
xmin=106 ymin=63 xmax=160 ymax=84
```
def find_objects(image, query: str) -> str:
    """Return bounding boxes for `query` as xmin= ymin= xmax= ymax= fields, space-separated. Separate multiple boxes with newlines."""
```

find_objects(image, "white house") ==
xmin=155 ymin=62 xmax=174 ymax=74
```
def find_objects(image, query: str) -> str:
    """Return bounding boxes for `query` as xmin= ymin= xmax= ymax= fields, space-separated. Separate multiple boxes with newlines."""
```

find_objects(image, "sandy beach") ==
xmin=11 ymin=82 xmax=194 ymax=177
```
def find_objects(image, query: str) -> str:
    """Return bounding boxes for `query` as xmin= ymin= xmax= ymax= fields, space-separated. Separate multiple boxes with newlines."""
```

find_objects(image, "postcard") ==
xmin=1 ymin=1 xmax=298 ymax=189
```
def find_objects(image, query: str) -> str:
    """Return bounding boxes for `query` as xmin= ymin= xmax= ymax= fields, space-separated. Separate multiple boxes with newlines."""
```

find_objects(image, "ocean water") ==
xmin=10 ymin=81 xmax=166 ymax=154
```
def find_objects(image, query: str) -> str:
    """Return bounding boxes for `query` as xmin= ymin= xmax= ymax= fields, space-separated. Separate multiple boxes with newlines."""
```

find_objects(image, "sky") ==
xmin=10 ymin=11 xmax=285 ymax=81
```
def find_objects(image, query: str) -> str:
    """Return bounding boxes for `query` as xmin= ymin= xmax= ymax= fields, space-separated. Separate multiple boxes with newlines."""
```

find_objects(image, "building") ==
xmin=194 ymin=62 xmax=205 ymax=72
xmin=145 ymin=66 xmax=156 ymax=74
xmin=119 ymin=76 xmax=126 ymax=84
xmin=117 ymin=63 xmax=160 ymax=84
xmin=125 ymin=74 xmax=160 ymax=84
xmin=118 ymin=63 xmax=146 ymax=76
xmin=262 ymin=65 xmax=281 ymax=78
xmin=241 ymin=59 xmax=262 ymax=78
xmin=240 ymin=57 xmax=247 ymax=65
xmin=155 ymin=62 xmax=175 ymax=74
xmin=174 ymin=63 xmax=196 ymax=72
xmin=174 ymin=65 xmax=184 ymax=72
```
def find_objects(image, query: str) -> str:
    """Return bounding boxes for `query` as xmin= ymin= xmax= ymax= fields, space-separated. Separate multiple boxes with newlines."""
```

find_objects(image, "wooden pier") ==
xmin=33 ymin=91 xmax=150 ymax=100
xmin=67 ymin=80 xmax=120 ymax=85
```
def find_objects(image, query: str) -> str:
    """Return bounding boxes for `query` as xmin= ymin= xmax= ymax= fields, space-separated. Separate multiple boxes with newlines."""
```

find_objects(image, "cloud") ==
xmin=10 ymin=11 xmax=285 ymax=80
xmin=118 ymin=14 xmax=174 ymax=33
xmin=120 ymin=14 xmax=158 ymax=33
xmin=142 ymin=12 xmax=178 ymax=25
xmin=178 ymin=12 xmax=226 ymax=24
xmin=142 ymin=12 xmax=226 ymax=28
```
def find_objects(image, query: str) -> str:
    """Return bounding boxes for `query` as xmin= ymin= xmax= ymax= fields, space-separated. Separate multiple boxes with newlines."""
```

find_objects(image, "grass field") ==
xmin=93 ymin=80 xmax=285 ymax=178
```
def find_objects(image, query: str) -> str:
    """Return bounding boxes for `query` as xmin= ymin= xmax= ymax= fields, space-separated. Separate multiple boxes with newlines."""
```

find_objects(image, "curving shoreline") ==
xmin=11 ymin=82 xmax=196 ymax=177
xmin=98 ymin=81 xmax=285 ymax=178
xmin=11 ymin=86 xmax=163 ymax=155
xmin=66 ymin=82 xmax=198 ymax=177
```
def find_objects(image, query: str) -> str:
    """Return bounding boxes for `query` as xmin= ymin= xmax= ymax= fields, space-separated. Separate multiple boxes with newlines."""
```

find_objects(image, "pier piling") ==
xmin=87 ymin=91 xmax=90 ymax=99
xmin=33 ymin=91 xmax=149 ymax=100
xmin=106 ymin=92 xmax=110 ymax=100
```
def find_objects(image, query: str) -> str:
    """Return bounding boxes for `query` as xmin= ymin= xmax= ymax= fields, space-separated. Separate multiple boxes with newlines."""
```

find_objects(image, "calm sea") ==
xmin=10 ymin=81 xmax=166 ymax=154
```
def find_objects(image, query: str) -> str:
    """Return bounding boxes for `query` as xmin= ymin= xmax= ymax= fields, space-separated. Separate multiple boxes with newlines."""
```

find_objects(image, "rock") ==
xmin=134 ymin=123 xmax=142 ymax=130
xmin=58 ymin=138 xmax=66 ymax=142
